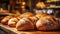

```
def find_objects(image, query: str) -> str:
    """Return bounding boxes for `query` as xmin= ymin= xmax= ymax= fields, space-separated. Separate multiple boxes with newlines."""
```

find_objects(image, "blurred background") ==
xmin=0 ymin=0 xmax=60 ymax=18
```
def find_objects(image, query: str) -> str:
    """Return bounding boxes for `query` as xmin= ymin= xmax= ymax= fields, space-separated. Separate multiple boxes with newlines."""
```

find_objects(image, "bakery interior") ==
xmin=0 ymin=0 xmax=60 ymax=34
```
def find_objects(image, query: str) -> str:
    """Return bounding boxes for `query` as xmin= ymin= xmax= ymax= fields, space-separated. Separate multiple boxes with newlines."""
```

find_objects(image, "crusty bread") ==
xmin=16 ymin=17 xmax=35 ymax=30
xmin=36 ymin=15 xmax=59 ymax=30
xmin=29 ymin=16 xmax=39 ymax=24
xmin=20 ymin=12 xmax=34 ymax=18
xmin=8 ymin=18 xmax=18 ymax=27
xmin=35 ymin=13 xmax=49 ymax=19
xmin=1 ymin=16 xmax=12 ymax=24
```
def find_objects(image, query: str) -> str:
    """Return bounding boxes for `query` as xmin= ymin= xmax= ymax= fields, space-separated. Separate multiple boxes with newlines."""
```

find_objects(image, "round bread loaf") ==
xmin=36 ymin=16 xmax=59 ymax=30
xmin=8 ymin=18 xmax=18 ymax=27
xmin=16 ymin=17 xmax=35 ymax=30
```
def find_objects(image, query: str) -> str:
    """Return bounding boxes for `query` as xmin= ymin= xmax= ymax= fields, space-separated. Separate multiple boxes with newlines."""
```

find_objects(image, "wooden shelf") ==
xmin=46 ymin=0 xmax=60 ymax=3
xmin=0 ymin=23 xmax=60 ymax=34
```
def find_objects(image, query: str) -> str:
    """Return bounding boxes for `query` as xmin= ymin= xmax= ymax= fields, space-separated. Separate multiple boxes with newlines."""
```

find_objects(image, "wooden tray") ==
xmin=0 ymin=23 xmax=60 ymax=34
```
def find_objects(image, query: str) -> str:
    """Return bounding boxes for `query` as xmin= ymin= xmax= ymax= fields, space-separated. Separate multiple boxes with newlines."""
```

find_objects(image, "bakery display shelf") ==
xmin=0 ymin=23 xmax=60 ymax=34
xmin=46 ymin=0 xmax=60 ymax=3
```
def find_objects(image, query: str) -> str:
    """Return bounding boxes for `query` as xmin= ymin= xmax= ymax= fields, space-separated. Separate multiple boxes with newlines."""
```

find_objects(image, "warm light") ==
xmin=21 ymin=6 xmax=25 ymax=9
xmin=46 ymin=0 xmax=60 ymax=2
xmin=51 ymin=0 xmax=60 ymax=2
xmin=22 ymin=2 xmax=26 ymax=5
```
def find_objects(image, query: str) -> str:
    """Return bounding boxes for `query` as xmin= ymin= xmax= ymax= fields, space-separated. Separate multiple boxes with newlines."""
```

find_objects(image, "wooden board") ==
xmin=0 ymin=23 xmax=60 ymax=34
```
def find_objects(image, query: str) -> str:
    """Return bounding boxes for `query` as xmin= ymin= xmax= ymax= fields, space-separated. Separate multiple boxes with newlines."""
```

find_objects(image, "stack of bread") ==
xmin=0 ymin=12 xmax=60 ymax=31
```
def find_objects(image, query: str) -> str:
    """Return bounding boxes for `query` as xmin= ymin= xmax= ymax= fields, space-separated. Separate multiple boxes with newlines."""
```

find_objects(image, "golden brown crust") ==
xmin=1 ymin=16 xmax=12 ymax=25
xmin=36 ymin=15 xmax=59 ymax=30
xmin=8 ymin=18 xmax=18 ymax=27
xmin=16 ymin=17 xmax=34 ymax=30
xmin=20 ymin=12 xmax=34 ymax=18
xmin=35 ymin=13 xmax=49 ymax=19
xmin=29 ymin=16 xmax=39 ymax=24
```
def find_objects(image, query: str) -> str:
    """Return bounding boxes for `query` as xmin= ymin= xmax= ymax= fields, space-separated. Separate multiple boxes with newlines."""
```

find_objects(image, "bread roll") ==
xmin=36 ymin=2 xmax=46 ymax=8
xmin=16 ymin=17 xmax=34 ymax=30
xmin=1 ymin=14 xmax=20 ymax=25
xmin=20 ymin=12 xmax=34 ymax=18
xmin=8 ymin=18 xmax=18 ymax=27
xmin=1 ymin=16 xmax=12 ymax=24
xmin=36 ymin=16 xmax=59 ymax=30
xmin=16 ymin=12 xmax=34 ymax=21
xmin=35 ymin=13 xmax=49 ymax=19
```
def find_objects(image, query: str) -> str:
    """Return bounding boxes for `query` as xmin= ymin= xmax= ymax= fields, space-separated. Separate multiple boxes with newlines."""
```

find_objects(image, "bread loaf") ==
xmin=8 ymin=18 xmax=18 ymax=27
xmin=36 ymin=16 xmax=59 ymax=30
xmin=1 ymin=16 xmax=12 ymax=24
xmin=20 ymin=12 xmax=34 ymax=18
xmin=35 ymin=13 xmax=49 ymax=19
xmin=16 ymin=17 xmax=35 ymax=30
